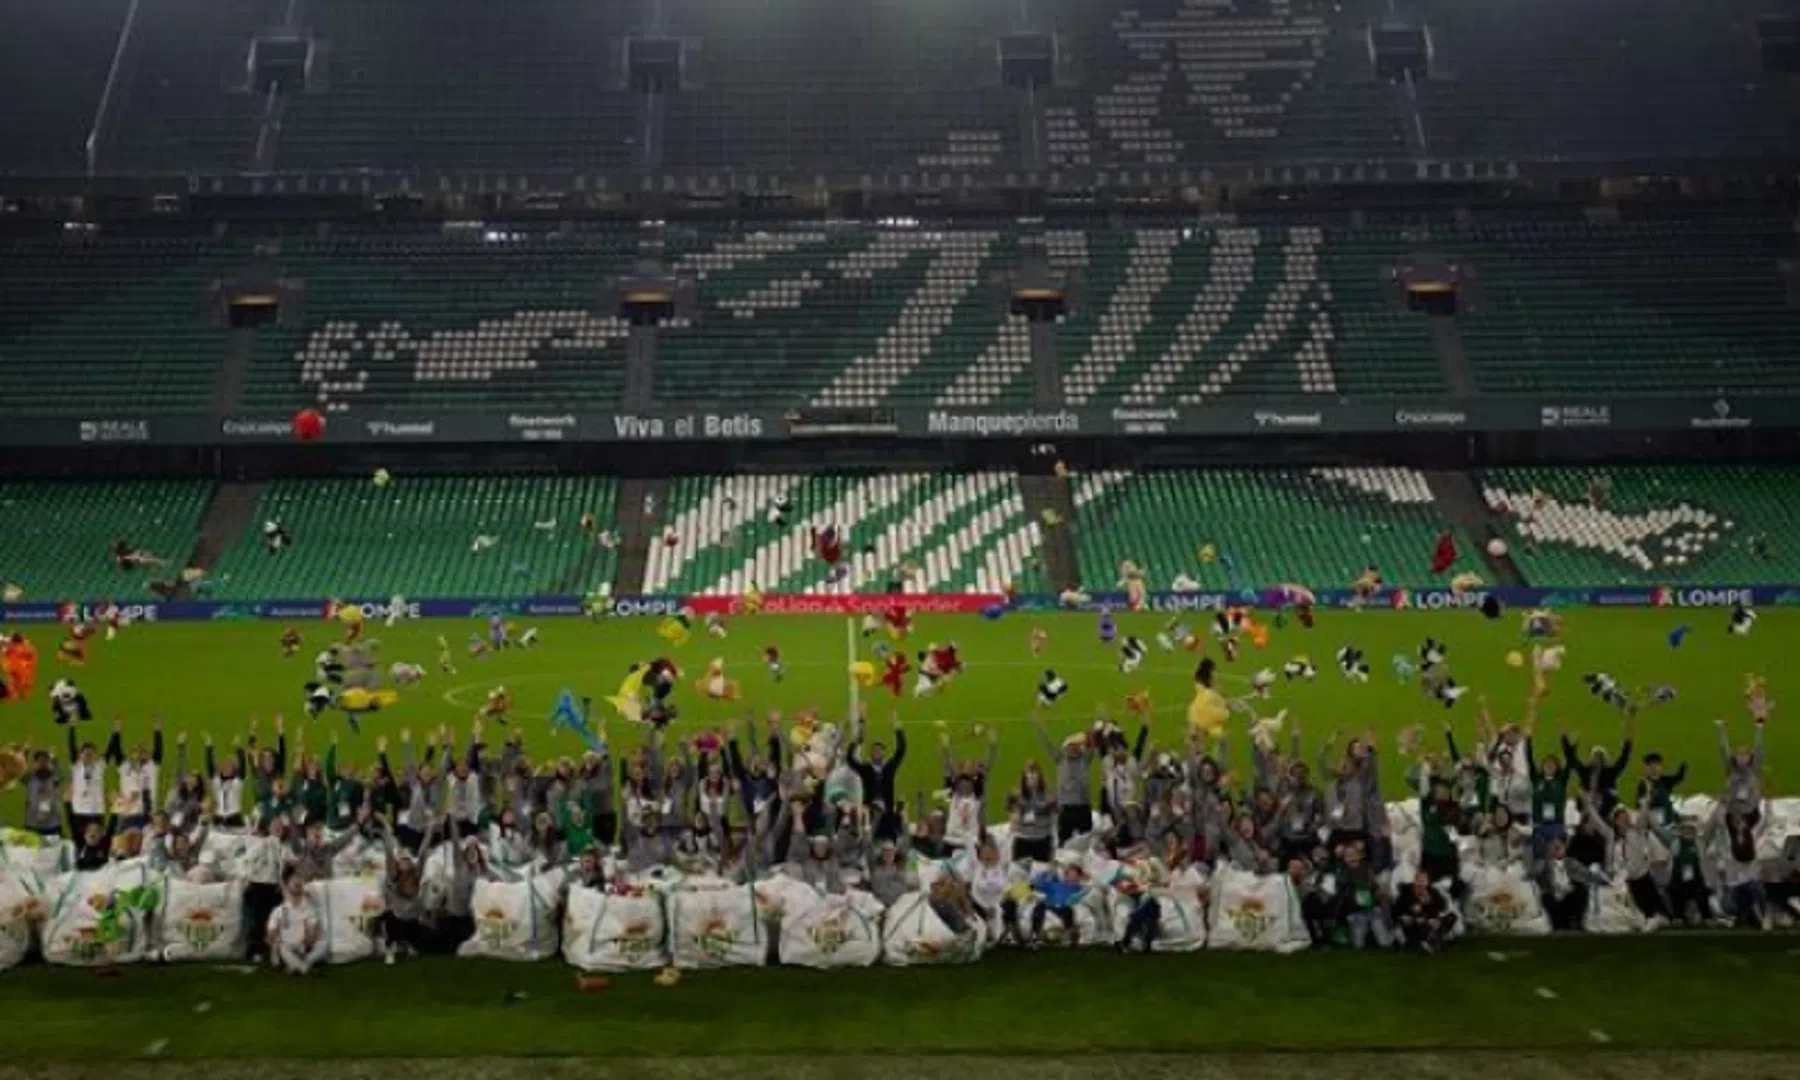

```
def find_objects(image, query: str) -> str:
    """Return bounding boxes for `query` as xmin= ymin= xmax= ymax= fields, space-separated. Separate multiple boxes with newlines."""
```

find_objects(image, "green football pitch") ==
xmin=3 ymin=606 xmax=1789 ymax=807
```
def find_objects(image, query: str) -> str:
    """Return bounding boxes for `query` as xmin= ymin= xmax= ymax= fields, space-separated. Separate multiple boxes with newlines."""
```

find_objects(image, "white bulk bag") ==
xmin=1206 ymin=867 xmax=1309 ymax=952
xmin=457 ymin=870 xmax=566 ymax=961
xmin=157 ymin=878 xmax=246 ymax=961
xmin=667 ymin=885 xmax=768 ymax=969
xmin=879 ymin=891 xmax=982 ymax=966
xmin=1460 ymin=863 xmax=1551 ymax=935
xmin=780 ymin=891 xmax=883 ymax=968
xmin=563 ymin=885 xmax=669 ymax=973
xmin=304 ymin=876 xmax=386 ymax=963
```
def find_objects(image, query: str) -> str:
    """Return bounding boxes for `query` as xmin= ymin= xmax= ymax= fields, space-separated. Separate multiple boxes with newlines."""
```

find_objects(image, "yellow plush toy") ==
xmin=1186 ymin=685 xmax=1229 ymax=740
xmin=338 ymin=687 xmax=399 ymax=713
xmin=608 ymin=665 xmax=650 ymax=724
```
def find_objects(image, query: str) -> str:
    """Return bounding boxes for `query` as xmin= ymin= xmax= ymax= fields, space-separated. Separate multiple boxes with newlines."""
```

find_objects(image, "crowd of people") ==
xmin=3 ymin=670 xmax=1794 ymax=973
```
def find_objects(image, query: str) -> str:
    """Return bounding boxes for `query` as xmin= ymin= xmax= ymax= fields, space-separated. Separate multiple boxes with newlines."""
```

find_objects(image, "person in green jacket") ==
xmin=293 ymin=751 xmax=330 ymax=828
xmin=325 ymin=733 xmax=367 ymax=832
xmin=1525 ymin=730 xmax=1570 ymax=861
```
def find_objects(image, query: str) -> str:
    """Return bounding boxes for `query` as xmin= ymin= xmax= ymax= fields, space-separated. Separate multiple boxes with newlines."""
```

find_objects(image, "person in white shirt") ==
xmin=267 ymin=872 xmax=328 ymax=975
xmin=65 ymin=727 xmax=107 ymax=836
xmin=105 ymin=714 xmax=162 ymax=826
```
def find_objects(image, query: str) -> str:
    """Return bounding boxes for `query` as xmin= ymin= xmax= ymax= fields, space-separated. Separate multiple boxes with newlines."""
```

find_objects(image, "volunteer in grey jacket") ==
xmin=22 ymin=748 xmax=62 ymax=837
xmin=1008 ymin=763 xmax=1056 ymax=863
xmin=1034 ymin=719 xmax=1095 ymax=841
xmin=1716 ymin=715 xmax=1766 ymax=823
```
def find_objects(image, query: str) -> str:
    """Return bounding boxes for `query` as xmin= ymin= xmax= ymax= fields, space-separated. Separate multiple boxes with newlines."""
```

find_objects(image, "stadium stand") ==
xmin=0 ymin=0 xmax=130 ymax=175
xmin=1320 ymin=225 xmax=1449 ymax=397
xmin=1413 ymin=0 xmax=1799 ymax=164
xmin=641 ymin=473 xmax=1043 ymax=596
xmin=1480 ymin=466 xmax=1800 ymax=587
xmin=208 ymin=476 xmax=619 ymax=599
xmin=0 ymin=480 xmax=210 ymax=601
xmin=657 ymin=223 xmax=1032 ymax=408
xmin=1451 ymin=215 xmax=1800 ymax=397
xmin=243 ymin=229 xmax=637 ymax=413
xmin=1060 ymin=225 xmax=1339 ymax=405
xmin=662 ymin=0 xmax=1021 ymax=171
xmin=1064 ymin=467 xmax=1483 ymax=590
xmin=1041 ymin=0 xmax=1410 ymax=168
xmin=0 ymin=233 xmax=238 ymax=415
xmin=275 ymin=0 xmax=643 ymax=173
xmin=101 ymin=0 xmax=281 ymax=174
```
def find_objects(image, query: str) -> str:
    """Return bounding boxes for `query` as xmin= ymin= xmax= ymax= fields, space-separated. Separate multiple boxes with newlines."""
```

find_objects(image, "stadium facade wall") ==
xmin=5 ymin=587 xmax=1792 ymax=626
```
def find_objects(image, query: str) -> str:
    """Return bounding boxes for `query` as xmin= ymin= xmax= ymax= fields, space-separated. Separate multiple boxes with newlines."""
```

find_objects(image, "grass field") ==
xmin=0 ymin=936 xmax=1796 ymax=1058
xmin=1 ymin=607 xmax=1789 ymax=811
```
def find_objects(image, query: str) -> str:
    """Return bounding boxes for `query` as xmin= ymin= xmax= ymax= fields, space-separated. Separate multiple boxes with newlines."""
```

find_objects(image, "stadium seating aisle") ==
xmin=0 ymin=0 xmax=129 ymax=175
xmin=0 ymin=480 xmax=210 ymax=601
xmin=0 ymin=234 xmax=240 ymax=415
xmin=1481 ymin=466 xmax=1800 ymax=587
xmin=275 ymin=0 xmax=643 ymax=172
xmin=208 ymin=476 xmax=619 ymax=600
xmin=1065 ymin=467 xmax=1483 ymax=591
xmin=243 ymin=229 xmax=637 ymax=413
xmin=642 ymin=473 xmax=1042 ymax=596
xmin=1414 ymin=0 xmax=1797 ymax=164
xmin=661 ymin=0 xmax=1020 ymax=171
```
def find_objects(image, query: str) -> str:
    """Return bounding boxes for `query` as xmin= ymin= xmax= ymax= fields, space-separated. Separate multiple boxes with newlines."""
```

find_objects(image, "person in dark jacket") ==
xmin=1561 ymin=718 xmax=1633 ymax=816
xmin=1393 ymin=871 xmax=1454 ymax=952
xmin=848 ymin=711 xmax=906 ymax=841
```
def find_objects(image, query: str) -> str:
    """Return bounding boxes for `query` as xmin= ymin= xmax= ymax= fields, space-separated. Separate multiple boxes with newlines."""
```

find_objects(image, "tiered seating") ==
xmin=0 ymin=0 xmax=129 ymax=175
xmin=642 ymin=473 xmax=1041 ymax=596
xmin=275 ymin=0 xmax=643 ymax=172
xmin=1042 ymin=0 xmax=1408 ymax=170
xmin=1452 ymin=216 xmax=1800 ymax=396
xmin=209 ymin=476 xmax=619 ymax=599
xmin=1061 ymin=226 xmax=1338 ymax=405
xmin=1480 ymin=466 xmax=1800 ymax=585
xmin=1320 ymin=226 xmax=1447 ymax=396
xmin=663 ymin=0 xmax=1020 ymax=171
xmin=1066 ymin=467 xmax=1481 ymax=590
xmin=658 ymin=224 xmax=1030 ymax=408
xmin=101 ymin=0 xmax=279 ymax=174
xmin=0 ymin=480 xmax=210 ymax=600
xmin=0 ymin=234 xmax=237 ymax=415
xmin=242 ymin=229 xmax=636 ymax=413
xmin=1415 ymin=0 xmax=1797 ymax=164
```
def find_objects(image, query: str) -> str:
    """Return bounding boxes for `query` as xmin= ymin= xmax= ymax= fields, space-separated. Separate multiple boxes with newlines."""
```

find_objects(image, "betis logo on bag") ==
xmin=353 ymin=893 xmax=384 ymax=936
xmin=616 ymin=916 xmax=658 ymax=961
xmin=695 ymin=911 xmax=735 ymax=961
xmin=0 ymin=895 xmax=42 ymax=943
xmin=478 ymin=904 xmax=519 ymax=949
xmin=179 ymin=906 xmax=224 ymax=954
xmin=1473 ymin=888 xmax=1522 ymax=931
xmin=1228 ymin=894 xmax=1275 ymax=944
xmin=808 ymin=911 xmax=851 ymax=956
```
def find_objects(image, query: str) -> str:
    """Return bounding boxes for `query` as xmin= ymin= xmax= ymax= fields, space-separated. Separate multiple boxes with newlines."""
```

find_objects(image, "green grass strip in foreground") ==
xmin=1 ymin=935 xmax=1795 ymax=1059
